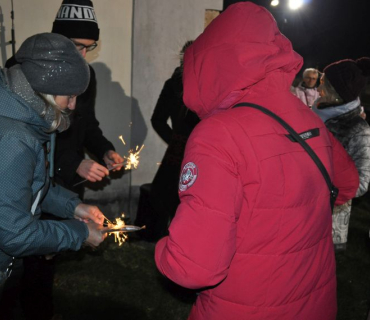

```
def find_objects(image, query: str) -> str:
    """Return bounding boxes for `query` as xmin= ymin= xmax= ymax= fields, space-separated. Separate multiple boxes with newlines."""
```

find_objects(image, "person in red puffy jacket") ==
xmin=155 ymin=2 xmax=359 ymax=320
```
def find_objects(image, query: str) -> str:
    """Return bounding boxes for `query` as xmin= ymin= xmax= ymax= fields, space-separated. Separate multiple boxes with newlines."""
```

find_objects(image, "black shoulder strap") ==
xmin=233 ymin=102 xmax=338 ymax=209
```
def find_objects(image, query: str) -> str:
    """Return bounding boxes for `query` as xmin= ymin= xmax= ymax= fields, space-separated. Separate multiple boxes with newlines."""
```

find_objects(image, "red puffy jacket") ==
xmin=155 ymin=3 xmax=359 ymax=319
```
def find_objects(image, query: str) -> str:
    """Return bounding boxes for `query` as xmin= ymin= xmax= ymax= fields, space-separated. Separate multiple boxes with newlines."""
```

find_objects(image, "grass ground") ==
xmin=53 ymin=192 xmax=370 ymax=320
xmin=53 ymin=238 xmax=195 ymax=320
xmin=336 ymin=192 xmax=370 ymax=320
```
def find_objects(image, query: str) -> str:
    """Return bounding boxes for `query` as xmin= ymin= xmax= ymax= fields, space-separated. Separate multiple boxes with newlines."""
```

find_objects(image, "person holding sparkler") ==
xmin=4 ymin=2 xmax=123 ymax=318
xmin=0 ymin=33 xmax=106 ymax=316
xmin=51 ymin=0 xmax=124 ymax=197
xmin=5 ymin=0 xmax=125 ymax=199
xmin=155 ymin=2 xmax=359 ymax=319
xmin=4 ymin=2 xmax=124 ymax=319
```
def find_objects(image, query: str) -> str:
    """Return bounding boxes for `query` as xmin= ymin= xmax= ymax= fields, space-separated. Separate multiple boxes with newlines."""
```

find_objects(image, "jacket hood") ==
xmin=0 ymin=67 xmax=51 ymax=142
xmin=183 ymin=2 xmax=303 ymax=119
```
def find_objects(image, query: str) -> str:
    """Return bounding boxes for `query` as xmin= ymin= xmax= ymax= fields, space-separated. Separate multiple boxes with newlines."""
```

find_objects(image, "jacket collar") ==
xmin=312 ymin=98 xmax=361 ymax=123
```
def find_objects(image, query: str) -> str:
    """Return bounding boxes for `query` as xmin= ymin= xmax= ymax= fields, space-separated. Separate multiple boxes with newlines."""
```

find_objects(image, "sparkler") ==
xmin=119 ymin=135 xmax=126 ymax=145
xmin=103 ymin=214 xmax=146 ymax=246
xmin=124 ymin=145 xmax=144 ymax=170
xmin=72 ymin=135 xmax=144 ymax=187
xmin=104 ymin=214 xmax=128 ymax=246
xmin=72 ymin=161 xmax=125 ymax=187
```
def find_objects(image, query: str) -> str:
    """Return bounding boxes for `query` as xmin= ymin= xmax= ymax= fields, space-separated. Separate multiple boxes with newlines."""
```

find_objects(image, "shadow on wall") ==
xmin=83 ymin=62 xmax=147 ymax=220
xmin=130 ymin=95 xmax=148 ymax=149
xmin=92 ymin=62 xmax=147 ymax=151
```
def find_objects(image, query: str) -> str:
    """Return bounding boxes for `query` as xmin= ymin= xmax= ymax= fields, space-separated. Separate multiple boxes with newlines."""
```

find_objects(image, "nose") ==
xmin=317 ymin=84 xmax=324 ymax=97
xmin=68 ymin=96 xmax=77 ymax=110
xmin=80 ymin=48 xmax=87 ymax=58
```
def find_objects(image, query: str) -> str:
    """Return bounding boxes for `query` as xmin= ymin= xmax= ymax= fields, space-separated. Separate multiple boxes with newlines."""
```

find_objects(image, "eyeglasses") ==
xmin=72 ymin=41 xmax=98 ymax=52
xmin=304 ymin=77 xmax=318 ymax=81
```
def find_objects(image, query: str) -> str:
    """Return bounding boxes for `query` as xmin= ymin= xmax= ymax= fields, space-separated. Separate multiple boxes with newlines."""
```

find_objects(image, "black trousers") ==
xmin=0 ymin=256 xmax=55 ymax=320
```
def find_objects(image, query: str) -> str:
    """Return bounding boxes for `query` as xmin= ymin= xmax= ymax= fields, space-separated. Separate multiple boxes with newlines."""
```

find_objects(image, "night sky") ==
xmin=223 ymin=0 xmax=370 ymax=75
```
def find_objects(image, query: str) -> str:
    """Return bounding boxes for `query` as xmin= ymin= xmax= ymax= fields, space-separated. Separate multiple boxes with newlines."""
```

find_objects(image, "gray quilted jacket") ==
xmin=0 ymin=68 xmax=88 ymax=274
xmin=325 ymin=106 xmax=370 ymax=197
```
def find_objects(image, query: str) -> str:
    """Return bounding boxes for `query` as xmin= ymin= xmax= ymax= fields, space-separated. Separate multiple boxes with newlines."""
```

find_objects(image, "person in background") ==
xmin=155 ymin=2 xmax=359 ymax=319
xmin=140 ymin=40 xmax=199 ymax=241
xmin=291 ymin=67 xmax=320 ymax=108
xmin=0 ymin=32 xmax=106 ymax=312
xmin=150 ymin=41 xmax=196 ymax=145
xmin=313 ymin=58 xmax=370 ymax=251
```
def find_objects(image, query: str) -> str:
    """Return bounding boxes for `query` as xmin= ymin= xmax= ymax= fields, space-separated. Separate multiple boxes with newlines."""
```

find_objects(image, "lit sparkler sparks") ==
xmin=124 ymin=144 xmax=144 ymax=170
xmin=118 ymin=134 xmax=144 ymax=170
xmin=103 ymin=214 xmax=146 ymax=246
xmin=104 ymin=214 xmax=128 ymax=246
xmin=119 ymin=135 xmax=126 ymax=145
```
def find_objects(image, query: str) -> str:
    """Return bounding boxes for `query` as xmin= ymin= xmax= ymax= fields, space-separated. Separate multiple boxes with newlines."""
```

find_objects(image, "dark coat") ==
xmin=144 ymin=67 xmax=199 ymax=240
xmin=54 ymin=66 xmax=115 ymax=194
xmin=151 ymin=67 xmax=192 ymax=144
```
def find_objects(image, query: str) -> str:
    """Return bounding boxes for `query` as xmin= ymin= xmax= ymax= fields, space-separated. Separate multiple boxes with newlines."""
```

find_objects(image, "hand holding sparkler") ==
xmin=76 ymin=159 xmax=109 ymax=183
xmin=74 ymin=203 xmax=105 ymax=225
xmin=73 ymin=144 xmax=144 ymax=187
xmin=85 ymin=221 xmax=107 ymax=247
xmin=103 ymin=150 xmax=124 ymax=171
xmin=74 ymin=204 xmax=107 ymax=247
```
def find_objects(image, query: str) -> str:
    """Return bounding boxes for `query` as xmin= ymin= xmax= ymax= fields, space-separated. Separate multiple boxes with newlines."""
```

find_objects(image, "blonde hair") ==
xmin=37 ymin=93 xmax=69 ymax=132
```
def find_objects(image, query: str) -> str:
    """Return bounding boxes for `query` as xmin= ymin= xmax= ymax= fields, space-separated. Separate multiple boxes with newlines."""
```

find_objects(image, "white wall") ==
xmin=0 ymin=0 xmax=133 ymax=220
xmin=0 ymin=0 xmax=224 ymax=220
xmin=131 ymin=0 xmax=223 ymax=194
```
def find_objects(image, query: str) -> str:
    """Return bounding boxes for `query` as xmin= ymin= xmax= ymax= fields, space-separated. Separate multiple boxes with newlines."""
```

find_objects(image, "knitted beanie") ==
xmin=324 ymin=57 xmax=370 ymax=103
xmin=52 ymin=0 xmax=99 ymax=41
xmin=15 ymin=33 xmax=90 ymax=96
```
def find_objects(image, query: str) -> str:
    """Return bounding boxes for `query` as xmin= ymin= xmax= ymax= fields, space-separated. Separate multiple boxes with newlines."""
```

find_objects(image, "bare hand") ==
xmin=74 ymin=203 xmax=104 ymax=225
xmin=85 ymin=221 xmax=107 ymax=247
xmin=103 ymin=150 xmax=124 ymax=171
xmin=76 ymin=159 xmax=109 ymax=182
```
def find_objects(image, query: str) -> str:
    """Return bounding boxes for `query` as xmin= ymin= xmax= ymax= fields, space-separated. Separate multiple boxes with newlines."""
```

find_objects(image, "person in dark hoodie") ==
xmin=313 ymin=58 xmax=370 ymax=251
xmin=0 ymin=33 xmax=106 ymax=313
